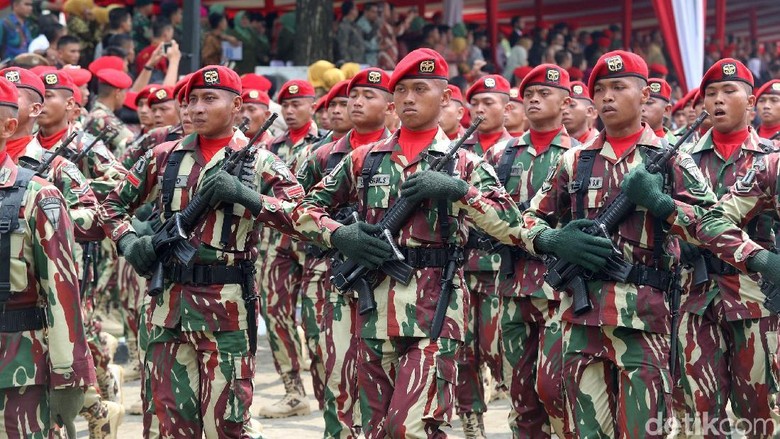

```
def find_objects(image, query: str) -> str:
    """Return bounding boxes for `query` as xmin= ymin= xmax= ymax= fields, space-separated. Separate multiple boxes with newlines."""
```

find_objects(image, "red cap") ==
xmin=348 ymin=68 xmax=390 ymax=94
xmin=0 ymin=67 xmax=45 ymax=101
xmin=692 ymin=90 xmax=703 ymax=108
xmin=699 ymin=58 xmax=754 ymax=97
xmin=519 ymin=64 xmax=570 ymax=96
xmin=88 ymin=56 xmax=125 ymax=75
xmin=649 ymin=63 xmax=668 ymax=76
xmin=588 ymin=50 xmax=648 ymax=97
xmin=30 ymin=65 xmax=57 ymax=75
xmin=278 ymin=79 xmax=315 ymax=101
xmin=447 ymin=84 xmax=464 ymax=105
xmin=648 ymin=78 xmax=672 ymax=102
xmin=388 ymin=48 xmax=448 ymax=92
xmin=60 ymin=67 xmax=92 ymax=87
xmin=73 ymin=85 xmax=83 ymax=106
xmin=570 ymin=81 xmax=591 ymax=102
xmin=465 ymin=74 xmax=510 ymax=102
xmin=314 ymin=96 xmax=326 ymax=113
xmin=41 ymin=71 xmax=76 ymax=94
xmin=149 ymin=86 xmax=174 ymax=106
xmin=756 ymin=79 xmax=780 ymax=100
xmin=123 ymin=91 xmax=138 ymax=111
xmin=567 ymin=67 xmax=584 ymax=81
xmin=322 ymin=79 xmax=350 ymax=109
xmin=96 ymin=68 xmax=132 ymax=89
xmin=0 ymin=77 xmax=19 ymax=109
xmin=242 ymin=89 xmax=270 ymax=106
xmin=240 ymin=73 xmax=272 ymax=92
xmin=135 ymin=84 xmax=158 ymax=106
xmin=508 ymin=87 xmax=522 ymax=103
xmin=185 ymin=65 xmax=242 ymax=98
xmin=513 ymin=66 xmax=533 ymax=82
xmin=174 ymin=73 xmax=193 ymax=105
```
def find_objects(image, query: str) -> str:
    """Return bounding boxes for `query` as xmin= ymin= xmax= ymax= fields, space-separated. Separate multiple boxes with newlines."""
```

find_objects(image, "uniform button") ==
xmin=735 ymin=250 xmax=743 ymax=261
xmin=682 ymin=215 xmax=690 ymax=224
xmin=63 ymin=372 xmax=71 ymax=380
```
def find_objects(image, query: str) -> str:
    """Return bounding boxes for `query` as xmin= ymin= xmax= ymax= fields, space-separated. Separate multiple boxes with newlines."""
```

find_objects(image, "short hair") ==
xmin=0 ymin=105 xmax=19 ymax=120
xmin=208 ymin=13 xmax=223 ymax=30
xmin=341 ymin=1 xmax=354 ymax=17
xmin=160 ymin=1 xmax=180 ymax=19
xmin=12 ymin=0 xmax=27 ymax=5
xmin=104 ymin=45 xmax=127 ymax=58
xmin=364 ymin=2 xmax=378 ymax=12
xmin=21 ymin=88 xmax=42 ymax=104
xmin=57 ymin=35 xmax=81 ymax=49
xmin=422 ymin=24 xmax=438 ymax=40
xmin=97 ymin=82 xmax=118 ymax=97
xmin=107 ymin=33 xmax=133 ymax=48
xmin=554 ymin=50 xmax=571 ymax=65
xmin=42 ymin=22 xmax=65 ymax=42
xmin=109 ymin=7 xmax=130 ymax=30
xmin=248 ymin=12 xmax=264 ymax=23
xmin=152 ymin=18 xmax=172 ymax=38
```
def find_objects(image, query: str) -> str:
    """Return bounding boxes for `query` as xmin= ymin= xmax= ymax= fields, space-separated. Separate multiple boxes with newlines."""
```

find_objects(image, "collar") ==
xmin=688 ymin=126 xmax=766 ymax=156
xmin=586 ymin=124 xmax=663 ymax=164
xmin=516 ymin=126 xmax=574 ymax=156
xmin=0 ymin=153 xmax=21 ymax=188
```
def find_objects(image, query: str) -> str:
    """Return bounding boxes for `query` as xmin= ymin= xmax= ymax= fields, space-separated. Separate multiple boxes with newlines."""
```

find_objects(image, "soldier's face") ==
xmin=641 ymin=97 xmax=668 ymax=130
xmin=39 ymin=89 xmax=73 ymax=127
xmin=673 ymin=111 xmax=686 ymax=128
xmin=240 ymin=103 xmax=269 ymax=136
xmin=685 ymin=103 xmax=697 ymax=124
xmin=179 ymin=102 xmax=194 ymax=135
xmin=58 ymin=43 xmax=81 ymax=66
xmin=757 ymin=94 xmax=780 ymax=126
xmin=327 ymin=97 xmax=352 ymax=134
xmin=349 ymin=87 xmax=391 ymax=131
xmin=188 ymin=89 xmax=241 ymax=137
xmin=563 ymin=98 xmax=591 ymax=134
xmin=504 ymin=100 xmax=525 ymax=132
xmin=523 ymin=85 xmax=568 ymax=128
xmin=469 ymin=93 xmax=508 ymax=133
xmin=393 ymin=79 xmax=449 ymax=131
xmin=152 ymin=101 xmax=180 ymax=128
xmin=593 ymin=77 xmax=648 ymax=131
xmin=281 ymin=97 xmax=314 ymax=130
xmin=315 ymin=107 xmax=331 ymax=130
xmin=137 ymin=99 xmax=153 ymax=129
xmin=439 ymin=101 xmax=463 ymax=135
xmin=704 ymin=81 xmax=754 ymax=134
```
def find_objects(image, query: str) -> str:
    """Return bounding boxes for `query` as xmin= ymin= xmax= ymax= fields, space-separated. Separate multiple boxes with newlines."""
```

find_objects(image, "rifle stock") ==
xmin=34 ymin=131 xmax=78 ymax=175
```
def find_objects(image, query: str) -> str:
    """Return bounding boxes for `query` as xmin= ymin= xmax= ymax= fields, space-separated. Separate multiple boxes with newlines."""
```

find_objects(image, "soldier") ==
xmin=149 ymin=86 xmax=180 ymax=129
xmin=0 ymin=76 xmax=97 ymax=438
xmin=641 ymin=78 xmax=678 ymax=142
xmin=257 ymin=79 xmax=322 ymax=419
xmin=99 ymin=65 xmax=305 ymax=438
xmin=296 ymin=67 xmax=394 ymax=438
xmin=672 ymin=89 xmax=697 ymax=137
xmin=755 ymin=79 xmax=780 ymax=142
xmin=520 ymin=51 xmax=716 ymax=437
xmin=628 ymin=59 xmax=780 ymax=437
xmin=88 ymin=68 xmax=136 ymax=157
xmin=135 ymin=84 xmax=158 ymax=135
xmin=563 ymin=81 xmax=599 ymax=144
xmin=671 ymin=99 xmax=687 ymax=133
xmin=440 ymin=84 xmax=466 ymax=140
xmin=239 ymin=87 xmax=273 ymax=145
xmin=292 ymin=48 xmax=523 ymax=438
xmin=690 ymin=91 xmax=712 ymax=143
xmin=504 ymin=88 xmax=526 ymax=138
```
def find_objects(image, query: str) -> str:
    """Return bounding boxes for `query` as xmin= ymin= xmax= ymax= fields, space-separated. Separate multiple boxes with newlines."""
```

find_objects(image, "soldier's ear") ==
xmin=234 ymin=95 xmax=243 ymax=114
xmin=384 ymin=101 xmax=395 ymax=116
xmin=64 ymin=95 xmax=75 ymax=112
xmin=640 ymin=83 xmax=651 ymax=105
xmin=441 ymin=85 xmax=452 ymax=108
xmin=746 ymin=93 xmax=756 ymax=108
xmin=30 ymin=101 xmax=42 ymax=118
xmin=0 ymin=115 xmax=18 ymax=140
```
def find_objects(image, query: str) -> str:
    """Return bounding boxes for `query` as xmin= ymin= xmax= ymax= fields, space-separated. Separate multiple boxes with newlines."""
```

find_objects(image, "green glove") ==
xmin=621 ymin=165 xmax=676 ymax=219
xmin=118 ymin=233 xmax=157 ymax=274
xmin=331 ymin=222 xmax=393 ymax=269
xmin=747 ymin=250 xmax=780 ymax=285
xmin=131 ymin=216 xmax=155 ymax=237
xmin=50 ymin=387 xmax=84 ymax=439
xmin=199 ymin=170 xmax=263 ymax=216
xmin=679 ymin=242 xmax=703 ymax=265
xmin=535 ymin=219 xmax=615 ymax=273
xmin=400 ymin=170 xmax=469 ymax=205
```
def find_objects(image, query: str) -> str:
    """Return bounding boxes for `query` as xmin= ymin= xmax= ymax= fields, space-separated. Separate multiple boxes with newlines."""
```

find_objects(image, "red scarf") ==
xmin=6 ymin=136 xmax=32 ymax=162
xmin=0 ymin=151 xmax=7 ymax=166
xmin=712 ymin=127 xmax=748 ymax=160
xmin=530 ymin=127 xmax=562 ymax=155
xmin=199 ymin=135 xmax=233 ymax=163
xmin=351 ymin=128 xmax=385 ymax=150
xmin=289 ymin=120 xmax=312 ymax=145
xmin=653 ymin=128 xmax=666 ymax=138
xmin=399 ymin=126 xmax=438 ymax=159
xmin=576 ymin=129 xmax=593 ymax=144
xmin=509 ymin=131 xmax=524 ymax=138
xmin=37 ymin=127 xmax=68 ymax=150
xmin=446 ymin=129 xmax=459 ymax=140
xmin=758 ymin=123 xmax=780 ymax=139
xmin=478 ymin=130 xmax=505 ymax=151
xmin=606 ymin=127 xmax=644 ymax=158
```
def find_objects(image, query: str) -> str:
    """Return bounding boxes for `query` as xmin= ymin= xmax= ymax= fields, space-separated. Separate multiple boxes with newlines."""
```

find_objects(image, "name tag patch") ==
xmin=357 ymin=174 xmax=390 ymax=188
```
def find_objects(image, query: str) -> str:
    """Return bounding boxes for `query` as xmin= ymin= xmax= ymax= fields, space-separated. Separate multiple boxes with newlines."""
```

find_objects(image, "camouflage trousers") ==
xmin=147 ymin=326 xmax=259 ymax=439
xmin=563 ymin=323 xmax=672 ymax=439
xmin=501 ymin=296 xmax=566 ymax=438
xmin=321 ymin=291 xmax=360 ymax=438
xmin=358 ymin=337 xmax=460 ymax=439
xmin=300 ymin=255 xmax=328 ymax=409
xmin=457 ymin=272 xmax=503 ymax=415
xmin=137 ymin=301 xmax=160 ymax=438
xmin=676 ymin=298 xmax=780 ymax=437
xmin=0 ymin=385 xmax=50 ymax=438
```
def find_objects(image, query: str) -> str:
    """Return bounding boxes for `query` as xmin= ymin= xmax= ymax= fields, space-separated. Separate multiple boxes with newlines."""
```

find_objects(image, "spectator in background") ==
xmin=132 ymin=0 xmax=154 ymax=51
xmin=249 ymin=13 xmax=271 ymax=66
xmin=135 ymin=19 xmax=173 ymax=79
xmin=106 ymin=33 xmax=136 ymax=68
xmin=1 ymin=0 xmax=34 ymax=60
xmin=274 ymin=12 xmax=295 ymax=63
xmin=503 ymin=35 xmax=530 ymax=80
xmin=336 ymin=1 xmax=365 ymax=64
xmin=356 ymin=2 xmax=380 ymax=66
xmin=27 ymin=14 xmax=60 ymax=55
xmin=56 ymin=34 xmax=81 ymax=67
xmin=377 ymin=2 xmax=414 ymax=70
xmin=419 ymin=24 xmax=439 ymax=50
xmin=554 ymin=49 xmax=572 ymax=69
xmin=509 ymin=15 xmax=523 ymax=47
xmin=201 ymin=12 xmax=239 ymax=66
xmin=229 ymin=11 xmax=266 ymax=74
xmin=96 ymin=7 xmax=131 ymax=59
xmin=161 ymin=1 xmax=183 ymax=43
xmin=64 ymin=0 xmax=98 ymax=67
xmin=467 ymin=31 xmax=486 ymax=67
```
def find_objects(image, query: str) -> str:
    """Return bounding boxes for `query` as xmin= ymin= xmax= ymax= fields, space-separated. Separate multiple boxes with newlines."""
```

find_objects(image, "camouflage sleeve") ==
xmin=53 ymin=158 xmax=104 ymax=241
xmin=663 ymin=152 xmax=718 ymax=243
xmin=520 ymin=153 xmax=573 ymax=254
xmin=31 ymin=186 xmax=95 ymax=389
xmin=251 ymin=149 xmax=307 ymax=238
xmin=80 ymin=139 xmax=129 ymax=202
xmin=295 ymin=148 xmax=323 ymax=192
xmin=90 ymin=114 xmax=135 ymax=158
xmin=119 ymin=134 xmax=149 ymax=170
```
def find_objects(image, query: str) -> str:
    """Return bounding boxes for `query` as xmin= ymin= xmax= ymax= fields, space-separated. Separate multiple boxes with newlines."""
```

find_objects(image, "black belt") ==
xmin=593 ymin=264 xmax=673 ymax=291
xmin=465 ymin=233 xmax=483 ymax=250
xmin=400 ymin=247 xmax=463 ymax=268
xmin=168 ymin=263 xmax=247 ymax=285
xmin=0 ymin=307 xmax=46 ymax=332
xmin=703 ymin=252 xmax=740 ymax=276
xmin=304 ymin=243 xmax=330 ymax=258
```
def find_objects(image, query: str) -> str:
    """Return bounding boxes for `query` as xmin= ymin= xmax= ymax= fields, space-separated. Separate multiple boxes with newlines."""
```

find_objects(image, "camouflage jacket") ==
xmin=461 ymin=129 xmax=514 ymax=273
xmin=292 ymin=128 xmax=522 ymax=341
xmin=678 ymin=128 xmax=776 ymax=319
xmin=0 ymin=154 xmax=96 ymax=390
xmin=483 ymin=127 xmax=577 ymax=299
xmin=99 ymin=130 xmax=305 ymax=332
xmin=88 ymin=101 xmax=135 ymax=158
xmin=520 ymin=125 xmax=717 ymax=334
xmin=120 ymin=124 xmax=184 ymax=170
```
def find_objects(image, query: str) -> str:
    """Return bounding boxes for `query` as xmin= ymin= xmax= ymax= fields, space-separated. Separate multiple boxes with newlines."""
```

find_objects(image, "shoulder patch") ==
xmin=62 ymin=162 xmax=86 ymax=186
xmin=270 ymin=159 xmax=295 ymax=182
xmin=38 ymin=196 xmax=62 ymax=231
xmin=283 ymin=184 xmax=305 ymax=199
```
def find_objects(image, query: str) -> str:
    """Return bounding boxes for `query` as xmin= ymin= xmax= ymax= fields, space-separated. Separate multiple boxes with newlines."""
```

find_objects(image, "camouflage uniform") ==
xmin=120 ymin=124 xmax=184 ymax=170
xmin=520 ymin=126 xmax=717 ymax=438
xmin=88 ymin=101 xmax=136 ymax=158
xmin=682 ymin=128 xmax=780 ymax=436
xmin=293 ymin=128 xmax=523 ymax=437
xmin=100 ymin=129 xmax=305 ymax=437
xmin=483 ymin=129 xmax=577 ymax=437
xmin=0 ymin=154 xmax=96 ymax=436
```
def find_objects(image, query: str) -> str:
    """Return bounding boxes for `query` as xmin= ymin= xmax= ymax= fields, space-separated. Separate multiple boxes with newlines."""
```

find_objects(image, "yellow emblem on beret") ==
xmin=484 ymin=77 xmax=496 ymax=88
xmin=4 ymin=71 xmax=19 ymax=83
xmin=722 ymin=63 xmax=737 ymax=76
xmin=606 ymin=55 xmax=624 ymax=72
xmin=249 ymin=90 xmax=259 ymax=99
xmin=572 ymin=84 xmax=583 ymax=95
xmin=772 ymin=83 xmax=780 ymax=92
xmin=44 ymin=74 xmax=58 ymax=85
xmin=546 ymin=68 xmax=560 ymax=82
xmin=509 ymin=88 xmax=519 ymax=98
xmin=649 ymin=82 xmax=662 ymax=93
xmin=419 ymin=60 xmax=435 ymax=74
xmin=155 ymin=89 xmax=168 ymax=99
xmin=367 ymin=71 xmax=382 ymax=83
xmin=288 ymin=85 xmax=299 ymax=95
xmin=203 ymin=69 xmax=219 ymax=85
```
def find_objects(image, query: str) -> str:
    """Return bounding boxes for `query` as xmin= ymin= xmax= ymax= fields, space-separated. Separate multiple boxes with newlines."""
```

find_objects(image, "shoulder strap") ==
xmin=496 ymin=137 xmax=522 ymax=188
xmin=161 ymin=149 xmax=187 ymax=218
xmin=359 ymin=145 xmax=388 ymax=221
xmin=572 ymin=149 xmax=598 ymax=219
xmin=437 ymin=158 xmax=457 ymax=244
xmin=691 ymin=150 xmax=703 ymax=167
xmin=0 ymin=167 xmax=34 ymax=304
xmin=325 ymin=151 xmax=348 ymax=175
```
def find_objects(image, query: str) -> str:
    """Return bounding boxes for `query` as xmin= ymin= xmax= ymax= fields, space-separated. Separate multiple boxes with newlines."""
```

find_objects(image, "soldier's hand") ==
xmin=118 ymin=233 xmax=157 ymax=274
xmin=400 ymin=170 xmax=469 ymax=205
xmin=748 ymin=249 xmax=780 ymax=286
xmin=621 ymin=165 xmax=676 ymax=219
xmin=50 ymin=387 xmax=84 ymax=439
xmin=535 ymin=219 xmax=614 ymax=273
xmin=199 ymin=170 xmax=263 ymax=216
xmin=331 ymin=222 xmax=393 ymax=269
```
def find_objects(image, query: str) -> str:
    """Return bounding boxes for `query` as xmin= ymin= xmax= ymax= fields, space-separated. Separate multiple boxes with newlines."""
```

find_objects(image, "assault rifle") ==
xmin=33 ymin=131 xmax=78 ymax=175
xmin=330 ymin=116 xmax=484 ymax=316
xmin=70 ymin=129 xmax=119 ymax=164
xmin=237 ymin=117 xmax=250 ymax=134
xmin=543 ymin=111 xmax=709 ymax=315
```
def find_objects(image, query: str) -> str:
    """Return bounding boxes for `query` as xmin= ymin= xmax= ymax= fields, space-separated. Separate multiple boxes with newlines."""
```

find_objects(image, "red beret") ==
xmin=519 ymin=64 xmax=570 ymax=96
xmin=649 ymin=63 xmax=668 ymax=76
xmin=123 ymin=91 xmax=138 ymax=111
xmin=671 ymin=99 xmax=685 ymax=115
xmin=278 ymin=79 xmax=315 ymax=101
xmin=348 ymin=68 xmax=390 ymax=94
xmin=41 ymin=71 xmax=75 ymax=94
xmin=0 ymin=67 xmax=44 ymax=101
xmin=648 ymin=78 xmax=672 ymax=102
xmin=135 ymin=84 xmax=158 ymax=106
xmin=388 ymin=48 xmax=448 ymax=92
xmin=0 ymin=77 xmax=19 ymax=109
xmin=29 ymin=65 xmax=56 ymax=75
xmin=465 ymin=74 xmax=510 ymax=102
xmin=692 ymin=90 xmax=703 ymax=108
xmin=175 ymin=73 xmax=193 ymax=105
xmin=322 ymin=79 xmax=350 ymax=109
xmin=88 ymin=56 xmax=125 ymax=75
xmin=96 ymin=68 xmax=132 ymax=89
xmin=240 ymin=73 xmax=272 ymax=92
xmin=149 ymin=86 xmax=175 ymax=106
xmin=567 ymin=67 xmax=584 ymax=81
xmin=588 ymin=50 xmax=648 ymax=97
xmin=447 ymin=84 xmax=464 ymax=105
xmin=185 ymin=65 xmax=242 ymax=98
xmin=679 ymin=89 xmax=697 ymax=108
xmin=513 ymin=66 xmax=533 ymax=82
xmin=570 ymin=81 xmax=591 ymax=102
xmin=61 ymin=67 xmax=92 ymax=87
xmin=597 ymin=37 xmax=611 ymax=48
xmin=242 ymin=89 xmax=270 ymax=106
xmin=756 ymin=79 xmax=780 ymax=100
xmin=314 ymin=96 xmax=326 ymax=113
xmin=699 ymin=58 xmax=754 ymax=97
xmin=508 ymin=87 xmax=522 ymax=103
xmin=73 ymin=85 xmax=83 ymax=106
